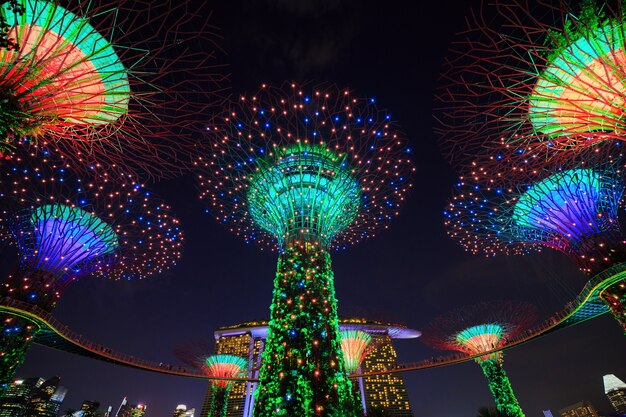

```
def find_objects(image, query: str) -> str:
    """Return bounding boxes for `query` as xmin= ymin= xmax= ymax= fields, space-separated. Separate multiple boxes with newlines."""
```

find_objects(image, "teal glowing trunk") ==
xmin=478 ymin=358 xmax=525 ymax=417
xmin=253 ymin=245 xmax=356 ymax=416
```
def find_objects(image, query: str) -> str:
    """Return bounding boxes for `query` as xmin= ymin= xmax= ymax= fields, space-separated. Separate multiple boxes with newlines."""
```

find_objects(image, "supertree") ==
xmin=444 ymin=143 xmax=626 ymax=332
xmin=436 ymin=0 xmax=626 ymax=173
xmin=204 ymin=355 xmax=249 ymax=417
xmin=422 ymin=301 xmax=537 ymax=417
xmin=340 ymin=329 xmax=375 ymax=416
xmin=198 ymin=83 xmax=414 ymax=417
xmin=176 ymin=343 xmax=248 ymax=417
xmin=0 ymin=147 xmax=183 ymax=391
xmin=0 ymin=0 xmax=225 ymax=179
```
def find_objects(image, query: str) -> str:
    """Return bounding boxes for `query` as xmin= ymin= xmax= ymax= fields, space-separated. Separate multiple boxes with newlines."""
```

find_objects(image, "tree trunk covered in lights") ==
xmin=0 ymin=270 xmax=59 ymax=394
xmin=478 ymin=359 xmax=524 ymax=417
xmin=600 ymin=278 xmax=626 ymax=334
xmin=209 ymin=386 xmax=228 ymax=417
xmin=253 ymin=245 xmax=356 ymax=417
xmin=0 ymin=315 xmax=38 ymax=394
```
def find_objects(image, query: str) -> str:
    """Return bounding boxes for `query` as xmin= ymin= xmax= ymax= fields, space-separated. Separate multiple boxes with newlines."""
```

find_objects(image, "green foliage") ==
xmin=0 ymin=1 xmax=25 ymax=51
xmin=478 ymin=359 xmax=525 ymax=417
xmin=545 ymin=0 xmax=605 ymax=62
xmin=209 ymin=386 xmax=228 ymax=417
xmin=0 ymin=314 xmax=39 ymax=396
xmin=253 ymin=245 xmax=356 ymax=416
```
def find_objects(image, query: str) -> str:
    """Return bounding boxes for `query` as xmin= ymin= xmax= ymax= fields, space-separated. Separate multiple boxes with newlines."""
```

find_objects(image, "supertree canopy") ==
xmin=203 ymin=355 xmax=248 ymax=417
xmin=436 ymin=0 xmax=626 ymax=172
xmin=0 ymin=0 xmax=224 ymax=179
xmin=0 ymin=147 xmax=183 ymax=391
xmin=422 ymin=301 xmax=537 ymax=417
xmin=444 ymin=144 xmax=626 ymax=331
xmin=198 ymin=83 xmax=414 ymax=417
xmin=340 ymin=329 xmax=372 ymax=375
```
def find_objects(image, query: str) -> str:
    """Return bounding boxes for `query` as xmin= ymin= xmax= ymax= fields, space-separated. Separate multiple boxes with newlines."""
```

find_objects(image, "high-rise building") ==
xmin=0 ymin=377 xmax=66 ymax=417
xmin=559 ymin=401 xmax=600 ymax=417
xmin=604 ymin=374 xmax=626 ymax=415
xmin=74 ymin=400 xmax=101 ymax=417
xmin=0 ymin=378 xmax=44 ymax=417
xmin=116 ymin=398 xmax=146 ymax=417
xmin=173 ymin=404 xmax=195 ymax=416
xmin=25 ymin=376 xmax=67 ymax=417
xmin=200 ymin=318 xmax=420 ymax=417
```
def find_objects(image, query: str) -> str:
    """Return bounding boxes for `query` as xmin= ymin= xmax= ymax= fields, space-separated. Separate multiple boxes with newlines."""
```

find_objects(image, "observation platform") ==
xmin=214 ymin=317 xmax=421 ymax=340
xmin=0 ymin=263 xmax=621 ymax=379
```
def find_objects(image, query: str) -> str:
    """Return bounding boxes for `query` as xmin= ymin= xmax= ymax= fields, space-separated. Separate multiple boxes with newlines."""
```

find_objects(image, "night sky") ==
xmin=12 ymin=0 xmax=626 ymax=416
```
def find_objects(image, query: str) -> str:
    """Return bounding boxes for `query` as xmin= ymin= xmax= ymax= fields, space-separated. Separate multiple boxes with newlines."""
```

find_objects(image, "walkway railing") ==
xmin=1 ymin=263 xmax=623 ymax=380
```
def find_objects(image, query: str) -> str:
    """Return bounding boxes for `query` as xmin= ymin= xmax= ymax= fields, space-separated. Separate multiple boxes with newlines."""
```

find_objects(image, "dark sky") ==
xmin=14 ymin=0 xmax=626 ymax=416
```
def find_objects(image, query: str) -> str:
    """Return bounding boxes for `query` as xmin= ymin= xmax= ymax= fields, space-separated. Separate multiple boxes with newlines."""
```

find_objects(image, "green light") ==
xmin=247 ymin=143 xmax=361 ymax=247
xmin=479 ymin=358 xmax=525 ymax=417
xmin=254 ymin=245 xmax=357 ymax=416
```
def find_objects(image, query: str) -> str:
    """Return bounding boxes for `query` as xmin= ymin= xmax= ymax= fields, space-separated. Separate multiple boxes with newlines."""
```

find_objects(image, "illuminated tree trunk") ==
xmin=254 ymin=245 xmax=355 ymax=417
xmin=0 ymin=315 xmax=38 ymax=394
xmin=478 ymin=359 xmax=524 ymax=417
xmin=0 ymin=270 xmax=58 ymax=395
xmin=600 ymin=279 xmax=626 ymax=334
xmin=209 ymin=386 xmax=228 ymax=417
xmin=350 ymin=376 xmax=365 ymax=416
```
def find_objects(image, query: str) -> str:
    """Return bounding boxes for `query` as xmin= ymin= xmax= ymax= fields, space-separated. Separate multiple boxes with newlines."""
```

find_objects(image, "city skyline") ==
xmin=3 ymin=0 xmax=626 ymax=416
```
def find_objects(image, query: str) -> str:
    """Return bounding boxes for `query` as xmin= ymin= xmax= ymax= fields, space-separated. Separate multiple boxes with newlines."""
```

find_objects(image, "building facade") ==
xmin=115 ymin=398 xmax=146 ymax=417
xmin=0 ymin=377 xmax=66 ymax=417
xmin=558 ymin=401 xmax=600 ymax=417
xmin=200 ymin=318 xmax=420 ymax=417
xmin=604 ymin=374 xmax=626 ymax=415
xmin=173 ymin=404 xmax=196 ymax=417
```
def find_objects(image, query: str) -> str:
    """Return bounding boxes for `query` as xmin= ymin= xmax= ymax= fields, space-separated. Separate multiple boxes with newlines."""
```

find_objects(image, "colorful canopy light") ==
xmin=0 ymin=147 xmax=183 ymax=392
xmin=29 ymin=204 xmax=119 ymax=275
xmin=444 ymin=145 xmax=626 ymax=331
xmin=205 ymin=354 xmax=249 ymax=388
xmin=423 ymin=301 xmax=537 ymax=417
xmin=0 ymin=0 xmax=224 ymax=179
xmin=435 ymin=0 xmax=626 ymax=173
xmin=199 ymin=83 xmax=414 ymax=417
xmin=340 ymin=330 xmax=372 ymax=374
